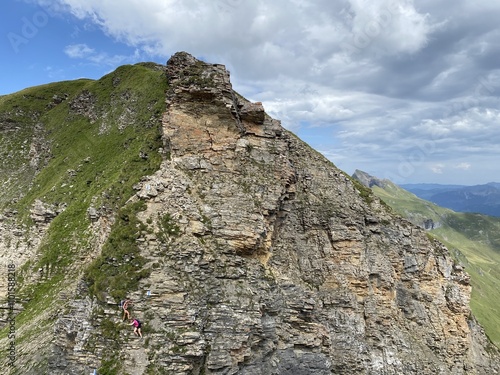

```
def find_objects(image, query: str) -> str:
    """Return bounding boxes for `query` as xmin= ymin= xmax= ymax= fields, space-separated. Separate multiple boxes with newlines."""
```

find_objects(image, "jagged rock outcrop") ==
xmin=352 ymin=169 xmax=387 ymax=189
xmin=30 ymin=199 xmax=65 ymax=223
xmin=1 ymin=53 xmax=500 ymax=374
xmin=69 ymin=90 xmax=97 ymax=123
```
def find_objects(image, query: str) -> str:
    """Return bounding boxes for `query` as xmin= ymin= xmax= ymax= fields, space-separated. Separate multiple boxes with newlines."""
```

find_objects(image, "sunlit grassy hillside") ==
xmin=0 ymin=63 xmax=167 ymax=363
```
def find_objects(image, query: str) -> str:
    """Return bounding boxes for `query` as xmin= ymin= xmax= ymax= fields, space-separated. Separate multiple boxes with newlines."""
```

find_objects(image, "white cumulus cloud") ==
xmin=431 ymin=164 xmax=444 ymax=174
xmin=64 ymin=43 xmax=94 ymax=58
xmin=455 ymin=163 xmax=471 ymax=170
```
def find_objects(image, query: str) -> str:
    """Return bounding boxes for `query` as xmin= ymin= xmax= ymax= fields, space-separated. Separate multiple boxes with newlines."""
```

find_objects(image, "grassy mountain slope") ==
xmin=0 ymin=63 xmax=167 ymax=368
xmin=368 ymin=178 xmax=500 ymax=346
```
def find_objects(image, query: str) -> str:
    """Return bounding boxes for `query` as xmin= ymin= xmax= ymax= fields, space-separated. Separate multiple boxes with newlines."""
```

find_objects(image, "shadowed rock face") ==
xmin=3 ymin=52 xmax=499 ymax=374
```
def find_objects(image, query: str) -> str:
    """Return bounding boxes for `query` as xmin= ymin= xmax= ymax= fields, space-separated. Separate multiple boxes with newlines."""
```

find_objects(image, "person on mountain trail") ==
xmin=121 ymin=299 xmax=131 ymax=321
xmin=130 ymin=317 xmax=143 ymax=338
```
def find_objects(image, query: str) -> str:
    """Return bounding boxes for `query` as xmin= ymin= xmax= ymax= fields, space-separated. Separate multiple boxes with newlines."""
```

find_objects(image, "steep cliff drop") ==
xmin=1 ymin=52 xmax=499 ymax=374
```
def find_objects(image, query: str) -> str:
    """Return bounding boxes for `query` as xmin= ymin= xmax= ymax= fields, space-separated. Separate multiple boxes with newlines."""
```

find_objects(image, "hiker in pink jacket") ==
xmin=130 ymin=318 xmax=143 ymax=338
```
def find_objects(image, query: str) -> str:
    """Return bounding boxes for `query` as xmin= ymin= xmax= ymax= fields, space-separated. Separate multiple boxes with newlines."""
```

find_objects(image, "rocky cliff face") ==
xmin=1 ymin=52 xmax=499 ymax=374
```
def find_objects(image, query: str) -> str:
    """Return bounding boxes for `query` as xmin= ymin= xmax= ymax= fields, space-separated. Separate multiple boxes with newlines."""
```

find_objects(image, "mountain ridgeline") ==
xmin=1 ymin=53 xmax=499 ymax=374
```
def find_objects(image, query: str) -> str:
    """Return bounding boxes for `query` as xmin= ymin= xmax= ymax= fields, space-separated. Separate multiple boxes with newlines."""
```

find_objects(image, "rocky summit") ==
xmin=0 ymin=52 xmax=499 ymax=374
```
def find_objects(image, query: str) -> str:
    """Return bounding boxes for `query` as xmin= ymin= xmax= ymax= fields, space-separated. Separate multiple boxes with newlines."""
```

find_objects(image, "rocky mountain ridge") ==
xmin=0 ymin=52 xmax=499 ymax=374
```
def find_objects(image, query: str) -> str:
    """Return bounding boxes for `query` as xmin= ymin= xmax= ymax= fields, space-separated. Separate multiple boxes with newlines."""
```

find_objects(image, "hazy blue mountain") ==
xmin=401 ymin=183 xmax=466 ymax=191
xmin=402 ymin=183 xmax=500 ymax=217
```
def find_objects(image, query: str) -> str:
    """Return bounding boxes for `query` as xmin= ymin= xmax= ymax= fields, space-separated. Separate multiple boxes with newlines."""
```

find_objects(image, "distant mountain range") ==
xmin=401 ymin=182 xmax=500 ymax=217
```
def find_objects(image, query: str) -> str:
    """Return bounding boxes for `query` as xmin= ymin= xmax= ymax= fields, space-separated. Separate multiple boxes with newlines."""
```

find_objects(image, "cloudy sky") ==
xmin=1 ymin=0 xmax=499 ymax=185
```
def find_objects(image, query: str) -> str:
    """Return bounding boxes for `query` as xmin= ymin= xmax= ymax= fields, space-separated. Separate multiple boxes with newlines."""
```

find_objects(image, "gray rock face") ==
xmin=352 ymin=169 xmax=387 ymax=188
xmin=69 ymin=90 xmax=97 ymax=123
xmin=3 ymin=53 xmax=500 ymax=374
xmin=30 ymin=199 xmax=64 ymax=223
